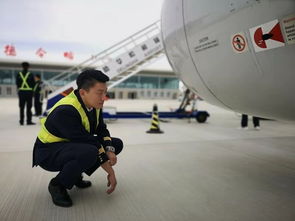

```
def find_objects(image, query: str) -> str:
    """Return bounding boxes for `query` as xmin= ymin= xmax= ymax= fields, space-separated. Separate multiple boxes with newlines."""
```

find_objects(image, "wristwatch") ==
xmin=105 ymin=146 xmax=115 ymax=153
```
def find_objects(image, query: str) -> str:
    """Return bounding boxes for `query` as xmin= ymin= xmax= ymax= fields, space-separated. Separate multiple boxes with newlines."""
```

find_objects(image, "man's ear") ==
xmin=79 ymin=88 xmax=86 ymax=96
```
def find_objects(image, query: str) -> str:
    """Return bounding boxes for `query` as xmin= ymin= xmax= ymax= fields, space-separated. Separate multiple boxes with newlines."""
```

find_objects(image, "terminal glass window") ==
xmin=128 ymin=92 xmax=137 ymax=99
xmin=43 ymin=71 xmax=56 ymax=80
xmin=116 ymin=76 xmax=139 ymax=88
xmin=0 ymin=69 xmax=13 ymax=84
xmin=43 ymin=71 xmax=65 ymax=86
xmin=160 ymin=77 xmax=179 ymax=89
xmin=140 ymin=76 xmax=159 ymax=89
xmin=32 ymin=70 xmax=42 ymax=79
xmin=112 ymin=74 xmax=179 ymax=91
xmin=68 ymin=73 xmax=79 ymax=82
xmin=125 ymin=76 xmax=139 ymax=88
xmin=107 ymin=92 xmax=115 ymax=99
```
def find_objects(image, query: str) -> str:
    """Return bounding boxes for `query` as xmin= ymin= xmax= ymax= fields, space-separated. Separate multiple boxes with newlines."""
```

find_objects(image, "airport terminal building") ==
xmin=0 ymin=61 xmax=180 ymax=99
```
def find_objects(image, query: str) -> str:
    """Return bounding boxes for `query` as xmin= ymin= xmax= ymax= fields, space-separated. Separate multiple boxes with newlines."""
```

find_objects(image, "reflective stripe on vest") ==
xmin=38 ymin=91 xmax=100 ymax=143
xmin=33 ymin=81 xmax=40 ymax=92
xmin=19 ymin=72 xmax=33 ymax=91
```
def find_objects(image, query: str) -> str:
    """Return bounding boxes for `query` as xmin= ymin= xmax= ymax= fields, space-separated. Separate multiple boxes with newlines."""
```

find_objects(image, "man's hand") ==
xmin=107 ymin=173 xmax=117 ymax=194
xmin=101 ymin=161 xmax=117 ymax=194
xmin=106 ymin=151 xmax=117 ymax=166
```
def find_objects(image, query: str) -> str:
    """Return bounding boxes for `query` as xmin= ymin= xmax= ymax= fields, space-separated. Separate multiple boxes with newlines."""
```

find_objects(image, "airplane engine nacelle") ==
xmin=161 ymin=0 xmax=295 ymax=120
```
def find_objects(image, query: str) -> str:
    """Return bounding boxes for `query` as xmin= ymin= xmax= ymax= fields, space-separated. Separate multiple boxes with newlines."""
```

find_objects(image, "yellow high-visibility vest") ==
xmin=19 ymin=72 xmax=33 ymax=91
xmin=38 ymin=91 xmax=100 ymax=144
xmin=33 ymin=80 xmax=40 ymax=92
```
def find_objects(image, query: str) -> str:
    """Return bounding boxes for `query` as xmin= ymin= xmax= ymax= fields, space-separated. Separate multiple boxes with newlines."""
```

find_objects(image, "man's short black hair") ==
xmin=22 ymin=62 xmax=30 ymax=68
xmin=76 ymin=69 xmax=109 ymax=90
xmin=35 ymin=74 xmax=41 ymax=78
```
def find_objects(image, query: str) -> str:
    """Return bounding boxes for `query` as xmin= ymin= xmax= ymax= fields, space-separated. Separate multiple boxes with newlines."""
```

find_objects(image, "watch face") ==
xmin=107 ymin=146 xmax=115 ymax=152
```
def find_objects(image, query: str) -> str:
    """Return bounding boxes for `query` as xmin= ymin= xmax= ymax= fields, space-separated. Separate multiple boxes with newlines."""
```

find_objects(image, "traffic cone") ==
xmin=146 ymin=104 xmax=164 ymax=134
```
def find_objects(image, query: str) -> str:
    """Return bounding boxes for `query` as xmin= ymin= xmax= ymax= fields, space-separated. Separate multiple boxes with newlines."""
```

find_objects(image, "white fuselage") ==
xmin=161 ymin=0 xmax=295 ymax=120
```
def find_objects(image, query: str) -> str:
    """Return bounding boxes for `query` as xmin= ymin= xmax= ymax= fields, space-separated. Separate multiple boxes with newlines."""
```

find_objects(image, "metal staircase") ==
xmin=44 ymin=20 xmax=165 ymax=110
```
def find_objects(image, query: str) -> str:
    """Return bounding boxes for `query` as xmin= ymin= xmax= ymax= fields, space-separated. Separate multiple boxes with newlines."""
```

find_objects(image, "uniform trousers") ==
xmin=241 ymin=114 xmax=260 ymax=128
xmin=34 ymin=93 xmax=43 ymax=116
xmin=18 ymin=90 xmax=33 ymax=124
xmin=39 ymin=137 xmax=123 ymax=189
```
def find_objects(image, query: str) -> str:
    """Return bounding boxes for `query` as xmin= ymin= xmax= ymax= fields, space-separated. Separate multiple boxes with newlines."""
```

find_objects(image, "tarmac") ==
xmin=0 ymin=98 xmax=295 ymax=221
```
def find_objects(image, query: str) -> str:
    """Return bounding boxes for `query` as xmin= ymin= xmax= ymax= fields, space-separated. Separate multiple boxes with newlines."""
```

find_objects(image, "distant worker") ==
xmin=32 ymin=69 xmax=123 ymax=207
xmin=241 ymin=114 xmax=260 ymax=130
xmin=16 ymin=62 xmax=35 ymax=125
xmin=33 ymin=74 xmax=44 ymax=116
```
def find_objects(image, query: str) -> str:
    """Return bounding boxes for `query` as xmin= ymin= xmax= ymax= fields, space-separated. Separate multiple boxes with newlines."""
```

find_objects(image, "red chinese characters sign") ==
xmin=4 ymin=44 xmax=16 ymax=56
xmin=2 ymin=45 xmax=77 ymax=60
xmin=64 ymin=51 xmax=74 ymax=60
xmin=36 ymin=48 xmax=47 ymax=58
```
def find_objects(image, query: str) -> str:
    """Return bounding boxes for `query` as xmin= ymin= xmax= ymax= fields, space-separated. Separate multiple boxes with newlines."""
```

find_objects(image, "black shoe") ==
xmin=19 ymin=121 xmax=24 ymax=126
xmin=75 ymin=177 xmax=92 ymax=188
xmin=27 ymin=122 xmax=36 ymax=125
xmin=48 ymin=179 xmax=73 ymax=207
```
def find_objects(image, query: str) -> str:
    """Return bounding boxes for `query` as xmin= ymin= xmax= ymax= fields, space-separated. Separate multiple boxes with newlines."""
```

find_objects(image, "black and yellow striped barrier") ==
xmin=146 ymin=104 xmax=164 ymax=134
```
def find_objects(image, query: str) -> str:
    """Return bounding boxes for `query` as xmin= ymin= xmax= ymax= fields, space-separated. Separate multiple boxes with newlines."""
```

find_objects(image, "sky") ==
xmin=0 ymin=0 xmax=171 ymax=70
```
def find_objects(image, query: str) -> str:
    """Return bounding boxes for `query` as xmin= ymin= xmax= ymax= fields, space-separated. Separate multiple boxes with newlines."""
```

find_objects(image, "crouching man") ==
xmin=32 ymin=69 xmax=123 ymax=207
